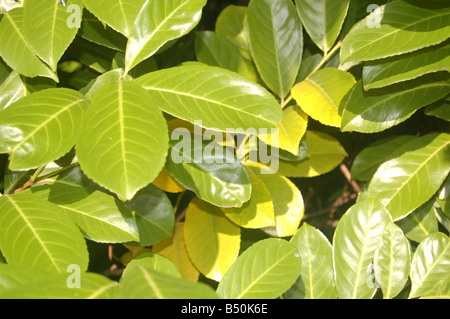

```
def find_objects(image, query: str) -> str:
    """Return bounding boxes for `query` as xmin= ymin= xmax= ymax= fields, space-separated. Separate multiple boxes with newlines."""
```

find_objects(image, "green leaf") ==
xmin=82 ymin=0 xmax=146 ymax=38
xmin=125 ymin=185 xmax=174 ymax=247
xmin=185 ymin=198 xmax=241 ymax=281
xmin=295 ymin=0 xmax=350 ymax=53
xmin=0 ymin=71 xmax=26 ymax=110
xmin=284 ymin=223 xmax=337 ymax=299
xmin=166 ymin=130 xmax=251 ymax=208
xmin=246 ymin=163 xmax=304 ymax=237
xmin=23 ymin=0 xmax=82 ymax=71
xmin=0 ymin=8 xmax=57 ymax=81
xmin=3 ymin=168 xmax=34 ymax=194
xmin=118 ymin=266 xmax=217 ymax=299
xmin=0 ymin=264 xmax=50 ymax=293
xmin=351 ymin=135 xmax=416 ymax=181
xmin=125 ymin=0 xmax=207 ymax=73
xmin=396 ymin=200 xmax=439 ymax=243
xmin=363 ymin=41 xmax=450 ymax=90
xmin=134 ymin=63 xmax=282 ymax=132
xmin=0 ymin=192 xmax=89 ymax=274
xmin=367 ymin=133 xmax=450 ymax=220
xmin=422 ymin=277 xmax=450 ymax=299
xmin=76 ymin=81 xmax=169 ymax=201
xmin=291 ymin=68 xmax=356 ymax=127
xmin=82 ymin=68 xmax=131 ymax=101
xmin=340 ymin=0 xmax=450 ymax=64
xmin=425 ymin=98 xmax=450 ymax=122
xmin=215 ymin=5 xmax=251 ymax=60
xmin=79 ymin=9 xmax=127 ymax=52
xmin=373 ymin=222 xmax=411 ymax=299
xmin=195 ymin=30 xmax=258 ymax=83
xmin=30 ymin=166 xmax=140 ymax=244
xmin=0 ymin=88 xmax=88 ymax=171
xmin=341 ymin=74 xmax=450 ymax=133
xmin=121 ymin=252 xmax=181 ymax=279
xmin=277 ymin=131 xmax=347 ymax=178
xmin=247 ymin=0 xmax=303 ymax=98
xmin=333 ymin=199 xmax=392 ymax=299
xmin=216 ymin=238 xmax=302 ymax=299
xmin=409 ymin=232 xmax=450 ymax=299
xmin=0 ymin=272 xmax=118 ymax=299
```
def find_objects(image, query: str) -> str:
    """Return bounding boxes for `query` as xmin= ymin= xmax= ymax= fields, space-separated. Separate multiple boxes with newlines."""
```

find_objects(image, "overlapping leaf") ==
xmin=23 ymin=0 xmax=82 ymax=71
xmin=76 ymin=81 xmax=169 ymax=201
xmin=0 ymin=192 xmax=89 ymax=274
xmin=285 ymin=223 xmax=336 ymax=299
xmin=333 ymin=199 xmax=392 ymax=299
xmin=292 ymin=68 xmax=356 ymax=127
xmin=341 ymin=74 xmax=450 ymax=133
xmin=216 ymin=238 xmax=302 ymax=299
xmin=295 ymin=0 xmax=350 ymax=53
xmin=409 ymin=232 xmax=450 ymax=299
xmin=341 ymin=0 xmax=450 ymax=64
xmin=367 ymin=133 xmax=450 ymax=220
xmin=396 ymin=200 xmax=439 ymax=243
xmin=0 ymin=88 xmax=88 ymax=171
xmin=247 ymin=0 xmax=303 ymax=99
xmin=0 ymin=70 xmax=26 ymax=110
xmin=184 ymin=198 xmax=241 ymax=282
xmin=121 ymin=252 xmax=181 ymax=279
xmin=425 ymin=98 xmax=450 ymax=122
xmin=125 ymin=0 xmax=207 ymax=73
xmin=134 ymin=63 xmax=282 ymax=132
xmin=0 ymin=8 xmax=57 ymax=81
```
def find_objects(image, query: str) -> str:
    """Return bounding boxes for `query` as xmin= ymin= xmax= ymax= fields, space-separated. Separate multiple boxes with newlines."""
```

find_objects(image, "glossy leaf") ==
xmin=425 ymin=98 xmax=450 ymax=122
xmin=152 ymin=222 xmax=199 ymax=282
xmin=247 ymin=0 xmax=303 ymax=98
xmin=0 ymin=71 xmax=26 ymax=110
xmin=134 ymin=63 xmax=282 ymax=132
xmin=185 ymin=198 xmax=241 ymax=282
xmin=125 ymin=185 xmax=175 ymax=247
xmin=0 ymin=264 xmax=50 ymax=293
xmin=195 ymin=30 xmax=258 ymax=83
xmin=82 ymin=0 xmax=146 ymax=37
xmin=409 ymin=232 xmax=450 ymax=299
xmin=351 ymin=135 xmax=416 ymax=181
xmin=284 ymin=223 xmax=337 ymax=299
xmin=277 ymin=131 xmax=347 ymax=178
xmin=333 ymin=199 xmax=392 ymax=299
xmin=396 ymin=200 xmax=439 ymax=243
xmin=0 ymin=88 xmax=88 ymax=171
xmin=258 ymin=104 xmax=308 ymax=156
xmin=292 ymin=68 xmax=356 ymax=127
xmin=166 ymin=130 xmax=251 ymax=208
xmin=23 ymin=0 xmax=82 ymax=71
xmin=363 ymin=42 xmax=450 ymax=90
xmin=216 ymin=238 xmax=302 ymax=299
xmin=295 ymin=0 xmax=350 ymax=53
xmin=152 ymin=167 xmax=186 ymax=193
xmin=76 ymin=81 xmax=169 ymax=201
xmin=341 ymin=74 xmax=450 ymax=133
xmin=0 ymin=8 xmax=57 ymax=81
xmin=367 ymin=133 xmax=450 ymax=220
xmin=340 ymin=0 xmax=450 ymax=64
xmin=215 ymin=5 xmax=251 ymax=60
xmin=121 ymin=252 xmax=181 ymax=279
xmin=0 ymin=192 xmax=89 ymax=274
xmin=118 ymin=266 xmax=217 ymax=299
xmin=82 ymin=69 xmax=131 ymax=101
xmin=30 ymin=166 xmax=140 ymax=244
xmin=246 ymin=163 xmax=304 ymax=237
xmin=0 ymin=272 xmax=118 ymax=299
xmin=125 ymin=0 xmax=207 ymax=73
xmin=422 ymin=277 xmax=450 ymax=299
xmin=373 ymin=222 xmax=411 ymax=299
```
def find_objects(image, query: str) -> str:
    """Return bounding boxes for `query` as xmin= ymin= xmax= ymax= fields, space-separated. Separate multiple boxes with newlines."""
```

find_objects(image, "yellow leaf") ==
xmin=152 ymin=222 xmax=199 ymax=282
xmin=184 ymin=198 xmax=241 ymax=281
xmin=292 ymin=68 xmax=356 ymax=127
xmin=258 ymin=104 xmax=308 ymax=155
xmin=221 ymin=171 xmax=275 ymax=228
xmin=153 ymin=167 xmax=186 ymax=193
xmin=245 ymin=163 xmax=304 ymax=237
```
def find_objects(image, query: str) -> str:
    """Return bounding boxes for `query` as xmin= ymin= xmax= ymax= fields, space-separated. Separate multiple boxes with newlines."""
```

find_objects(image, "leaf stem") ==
xmin=310 ymin=40 xmax=342 ymax=76
xmin=35 ymin=162 xmax=80 ymax=183
xmin=13 ymin=164 xmax=46 ymax=194
xmin=280 ymin=94 xmax=293 ymax=109
xmin=30 ymin=165 xmax=46 ymax=182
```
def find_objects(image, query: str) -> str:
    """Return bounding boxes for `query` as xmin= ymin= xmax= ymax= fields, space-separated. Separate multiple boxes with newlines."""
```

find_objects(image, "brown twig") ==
xmin=339 ymin=163 xmax=361 ymax=194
